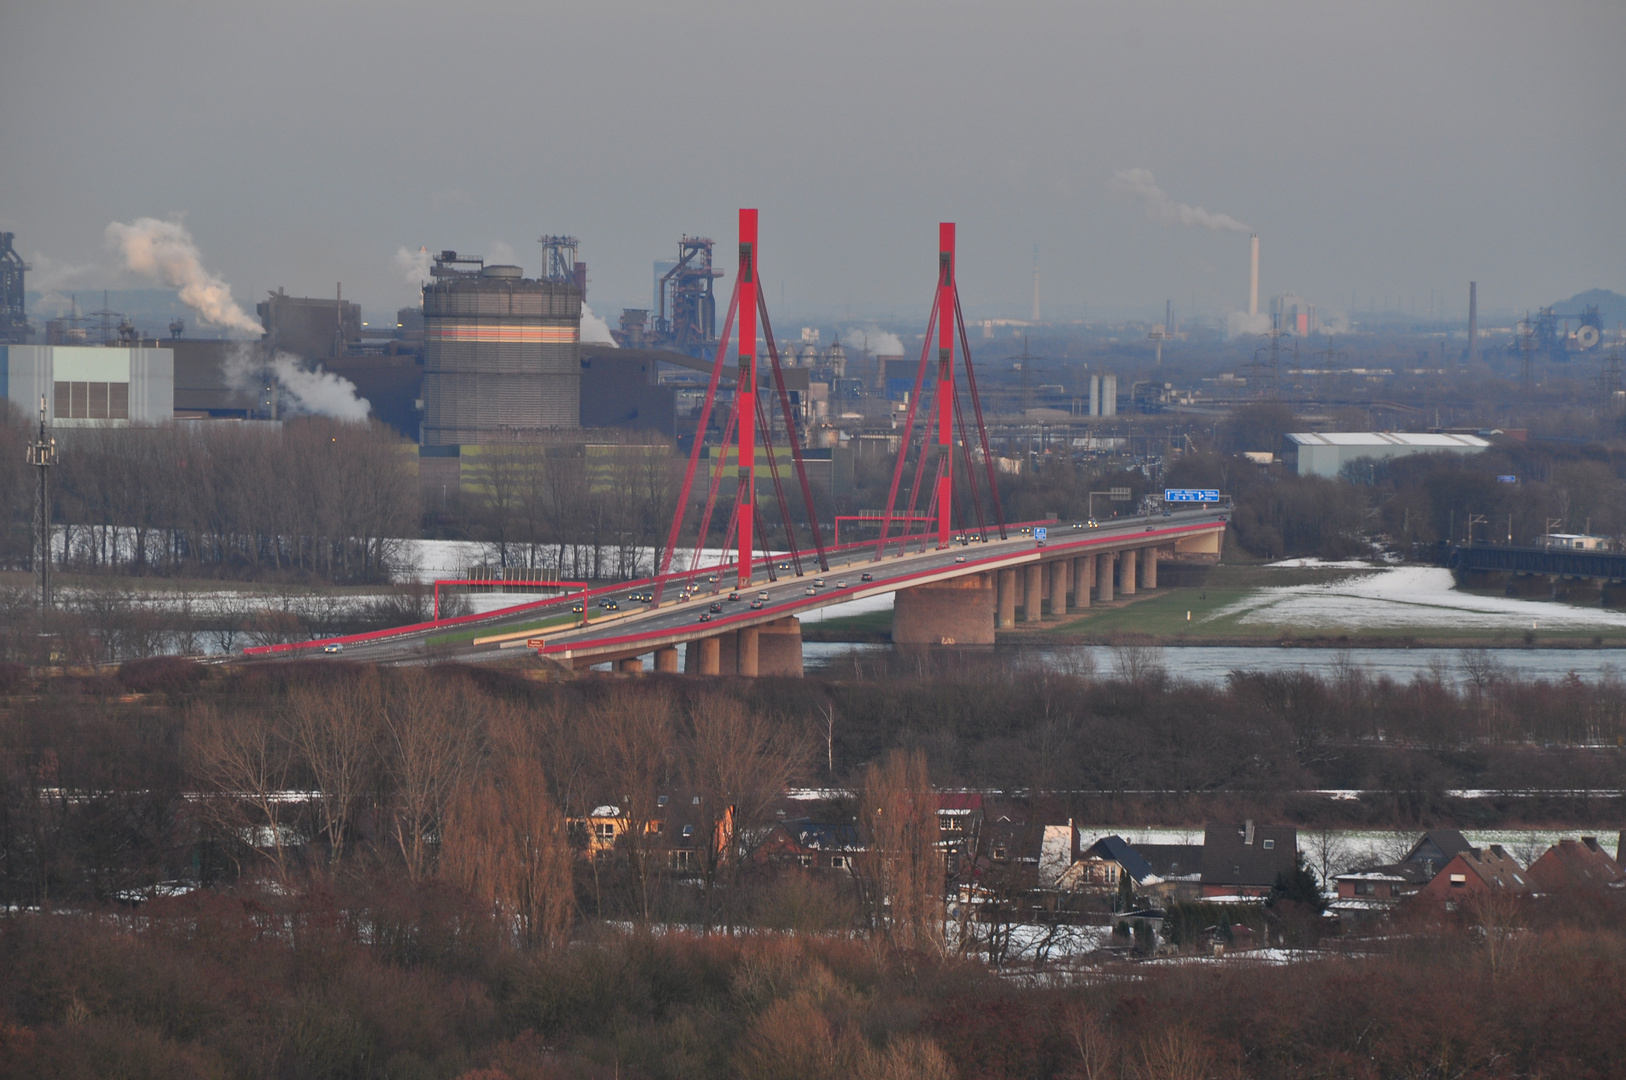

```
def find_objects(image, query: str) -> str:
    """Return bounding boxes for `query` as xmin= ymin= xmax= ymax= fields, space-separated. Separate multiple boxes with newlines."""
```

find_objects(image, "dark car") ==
xmin=728 ymin=591 xmax=741 ymax=601
xmin=698 ymin=612 xmax=712 ymax=623
xmin=571 ymin=602 xmax=585 ymax=613
xmin=750 ymin=599 xmax=764 ymax=609
xmin=604 ymin=600 xmax=620 ymax=611
xmin=709 ymin=603 xmax=723 ymax=613
xmin=861 ymin=572 xmax=874 ymax=582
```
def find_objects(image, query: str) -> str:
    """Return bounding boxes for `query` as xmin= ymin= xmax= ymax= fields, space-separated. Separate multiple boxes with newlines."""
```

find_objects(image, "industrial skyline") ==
xmin=1 ymin=1 xmax=1621 ymax=326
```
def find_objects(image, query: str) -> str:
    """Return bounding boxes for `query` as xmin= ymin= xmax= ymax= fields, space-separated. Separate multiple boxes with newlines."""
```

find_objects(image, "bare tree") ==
xmin=857 ymin=748 xmax=944 ymax=955
xmin=587 ymin=687 xmax=675 ymax=920
xmin=285 ymin=671 xmax=383 ymax=873
xmin=188 ymin=703 xmax=295 ymax=884
xmin=684 ymin=692 xmax=806 ymax=930
xmin=380 ymin=672 xmax=485 ymax=880
xmin=442 ymin=750 xmax=575 ymax=949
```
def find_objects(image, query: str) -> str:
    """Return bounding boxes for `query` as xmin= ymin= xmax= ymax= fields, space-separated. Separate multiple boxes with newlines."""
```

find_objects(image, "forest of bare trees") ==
xmin=0 ymin=405 xmax=418 ymax=582
xmin=1 ymin=657 xmax=1624 ymax=1078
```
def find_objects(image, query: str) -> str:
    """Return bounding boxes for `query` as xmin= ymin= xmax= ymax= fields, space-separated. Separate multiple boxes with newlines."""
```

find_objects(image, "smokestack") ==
xmin=1248 ymin=233 xmax=1259 ymax=318
xmin=1467 ymin=281 xmax=1479 ymax=363
xmin=1032 ymin=244 xmax=1041 ymax=323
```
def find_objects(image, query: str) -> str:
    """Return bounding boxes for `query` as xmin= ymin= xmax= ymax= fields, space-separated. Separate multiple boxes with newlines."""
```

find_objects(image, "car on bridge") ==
xmin=698 ymin=612 xmax=712 ymax=623
xmin=708 ymin=603 xmax=723 ymax=613
xmin=861 ymin=572 xmax=873 ymax=582
xmin=571 ymin=602 xmax=585 ymax=613
xmin=750 ymin=599 xmax=764 ymax=609
xmin=322 ymin=643 xmax=343 ymax=654
xmin=728 ymin=591 xmax=741 ymax=601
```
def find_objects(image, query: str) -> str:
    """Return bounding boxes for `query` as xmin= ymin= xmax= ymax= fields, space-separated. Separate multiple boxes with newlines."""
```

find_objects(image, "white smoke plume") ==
xmin=841 ymin=327 xmax=904 ymax=356
xmin=394 ymin=245 xmax=431 ymax=287
xmin=104 ymin=217 xmax=263 ymax=335
xmin=580 ymin=303 xmax=618 ymax=346
xmin=1114 ymin=168 xmax=1252 ymax=233
xmin=1226 ymin=311 xmax=1273 ymax=337
xmin=224 ymin=346 xmax=371 ymax=421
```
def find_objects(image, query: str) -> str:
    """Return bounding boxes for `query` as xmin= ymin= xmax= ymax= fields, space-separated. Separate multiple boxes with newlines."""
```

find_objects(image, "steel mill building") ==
xmin=419 ymin=251 xmax=582 ymax=449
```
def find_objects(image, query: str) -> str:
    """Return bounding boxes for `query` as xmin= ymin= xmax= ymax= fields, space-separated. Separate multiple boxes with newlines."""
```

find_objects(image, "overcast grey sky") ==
xmin=3 ymin=0 xmax=1621 ymax=327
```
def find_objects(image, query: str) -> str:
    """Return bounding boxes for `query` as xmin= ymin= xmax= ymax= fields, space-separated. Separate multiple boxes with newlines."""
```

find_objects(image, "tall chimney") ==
xmin=1248 ymin=234 xmax=1259 ymax=318
xmin=1031 ymin=243 xmax=1041 ymax=323
xmin=1467 ymin=281 xmax=1478 ymax=363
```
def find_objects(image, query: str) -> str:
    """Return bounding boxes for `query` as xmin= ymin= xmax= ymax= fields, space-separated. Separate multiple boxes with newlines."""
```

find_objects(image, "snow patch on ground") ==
xmin=1208 ymin=565 xmax=1626 ymax=631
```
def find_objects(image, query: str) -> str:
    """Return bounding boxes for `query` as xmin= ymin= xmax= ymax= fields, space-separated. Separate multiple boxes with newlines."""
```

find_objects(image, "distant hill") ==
xmin=1553 ymin=288 xmax=1626 ymax=330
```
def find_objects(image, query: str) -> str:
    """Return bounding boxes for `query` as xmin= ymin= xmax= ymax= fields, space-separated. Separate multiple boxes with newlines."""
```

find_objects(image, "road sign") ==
xmin=1034 ymin=527 xmax=1048 ymax=541
xmin=1164 ymin=488 xmax=1220 ymax=503
xmin=1109 ymin=487 xmax=1131 ymax=500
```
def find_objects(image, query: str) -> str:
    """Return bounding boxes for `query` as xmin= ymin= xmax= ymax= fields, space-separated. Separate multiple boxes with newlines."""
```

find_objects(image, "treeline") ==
xmin=0 ymin=405 xmax=418 ymax=583
xmin=4 ymin=653 xmax=1623 ymax=914
xmin=2 ymin=662 xmax=1624 ymax=1077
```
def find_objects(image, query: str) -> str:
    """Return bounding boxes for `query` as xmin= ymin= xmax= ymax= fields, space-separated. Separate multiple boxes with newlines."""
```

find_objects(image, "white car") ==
xmin=322 ymin=643 xmax=343 ymax=654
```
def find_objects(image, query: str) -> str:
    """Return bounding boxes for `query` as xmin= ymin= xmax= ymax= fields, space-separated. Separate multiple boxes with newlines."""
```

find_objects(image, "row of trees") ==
xmin=4 ymin=654 xmax=1623 ymax=916
xmin=0 ymin=406 xmax=419 ymax=583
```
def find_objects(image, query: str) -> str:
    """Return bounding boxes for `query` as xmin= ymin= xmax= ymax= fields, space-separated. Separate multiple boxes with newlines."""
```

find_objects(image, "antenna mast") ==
xmin=25 ymin=396 xmax=57 ymax=616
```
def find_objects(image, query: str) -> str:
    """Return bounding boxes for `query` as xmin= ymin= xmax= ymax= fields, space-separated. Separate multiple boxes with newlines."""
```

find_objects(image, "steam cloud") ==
xmin=1114 ymin=168 xmax=1252 ymax=233
xmin=224 ymin=346 xmax=371 ymax=421
xmin=580 ymin=303 xmax=617 ymax=347
xmin=104 ymin=217 xmax=263 ymax=335
xmin=841 ymin=327 xmax=904 ymax=356
xmin=394 ymin=245 xmax=431 ymax=287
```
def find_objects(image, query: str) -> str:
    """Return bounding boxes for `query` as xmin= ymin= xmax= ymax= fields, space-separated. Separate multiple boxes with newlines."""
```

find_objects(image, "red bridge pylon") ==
xmin=655 ymin=209 xmax=830 ymax=600
xmin=875 ymin=223 xmax=1006 ymax=560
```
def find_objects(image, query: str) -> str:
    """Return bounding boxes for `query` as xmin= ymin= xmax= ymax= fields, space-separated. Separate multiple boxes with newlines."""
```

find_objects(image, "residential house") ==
xmin=937 ymin=793 xmax=985 ymax=874
xmin=1526 ymin=837 xmax=1626 ymax=893
xmin=1414 ymin=845 xmax=1529 ymax=910
xmin=1402 ymin=829 xmax=1475 ymax=878
xmin=1329 ymin=862 xmax=1434 ymax=921
xmin=1059 ymin=835 xmax=1158 ymax=894
xmin=1199 ymin=821 xmax=1299 ymax=899
xmin=752 ymin=818 xmax=864 ymax=871
xmin=1132 ymin=843 xmax=1205 ymax=900
xmin=572 ymin=792 xmax=732 ymax=873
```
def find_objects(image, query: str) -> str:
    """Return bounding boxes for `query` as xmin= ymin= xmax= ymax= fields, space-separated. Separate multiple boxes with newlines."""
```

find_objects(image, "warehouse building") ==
xmin=0 ymin=344 xmax=173 ymax=426
xmin=1283 ymin=431 xmax=1489 ymax=478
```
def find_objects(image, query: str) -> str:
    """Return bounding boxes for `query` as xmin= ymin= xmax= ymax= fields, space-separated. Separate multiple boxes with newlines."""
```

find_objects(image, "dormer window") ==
xmin=1262 ymin=839 xmax=1275 ymax=850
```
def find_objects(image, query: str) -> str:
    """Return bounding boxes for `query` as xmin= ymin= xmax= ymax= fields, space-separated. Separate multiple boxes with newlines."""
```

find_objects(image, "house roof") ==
xmin=783 ymin=819 xmax=863 ymax=852
xmin=1201 ymin=822 xmax=1299 ymax=888
xmin=1286 ymin=431 xmax=1489 ymax=449
xmin=1132 ymin=843 xmax=1205 ymax=880
xmin=1080 ymin=835 xmax=1157 ymax=884
xmin=1335 ymin=862 xmax=1434 ymax=886
xmin=1528 ymin=838 xmax=1626 ymax=891
xmin=937 ymin=792 xmax=984 ymax=813
xmin=1405 ymin=830 xmax=1474 ymax=869
xmin=1451 ymin=846 xmax=1530 ymax=892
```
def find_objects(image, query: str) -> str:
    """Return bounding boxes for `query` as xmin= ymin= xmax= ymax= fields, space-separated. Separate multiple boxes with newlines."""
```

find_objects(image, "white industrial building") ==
xmin=0 ymin=344 xmax=174 ymax=426
xmin=1284 ymin=431 xmax=1490 ymax=478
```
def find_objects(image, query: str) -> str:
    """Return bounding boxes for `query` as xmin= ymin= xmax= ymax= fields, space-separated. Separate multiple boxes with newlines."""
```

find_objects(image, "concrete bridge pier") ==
xmin=893 ymin=575 xmax=996 ymax=645
xmin=1118 ymin=548 xmax=1137 ymax=596
xmin=1071 ymin=555 xmax=1092 ymax=609
xmin=1023 ymin=564 xmax=1044 ymax=622
xmin=737 ymin=627 xmax=760 ymax=676
xmin=1048 ymin=558 xmax=1068 ymax=617
xmin=655 ymin=646 xmax=680 ymax=672
xmin=616 ymin=657 xmax=642 ymax=674
xmin=1141 ymin=546 xmax=1158 ymax=589
xmin=997 ymin=568 xmax=1018 ymax=628
xmin=698 ymin=636 xmax=721 ymax=675
xmin=1096 ymin=550 xmax=1114 ymax=603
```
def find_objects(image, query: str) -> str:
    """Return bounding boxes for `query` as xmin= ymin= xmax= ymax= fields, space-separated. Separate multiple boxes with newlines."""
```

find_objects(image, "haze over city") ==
xmin=3 ymin=0 xmax=1622 ymax=322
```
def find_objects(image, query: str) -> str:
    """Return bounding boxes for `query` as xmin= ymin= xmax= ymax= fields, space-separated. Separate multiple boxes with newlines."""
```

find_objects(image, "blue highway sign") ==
xmin=1164 ymin=489 xmax=1220 ymax=503
xmin=1034 ymin=527 xmax=1048 ymax=541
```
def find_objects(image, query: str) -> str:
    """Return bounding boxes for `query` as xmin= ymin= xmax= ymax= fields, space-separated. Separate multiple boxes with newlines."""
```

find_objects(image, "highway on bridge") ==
xmin=246 ymin=508 xmax=1228 ymax=670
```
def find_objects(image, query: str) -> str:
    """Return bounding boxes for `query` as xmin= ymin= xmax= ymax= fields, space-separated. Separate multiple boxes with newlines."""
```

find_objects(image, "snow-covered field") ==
xmin=1209 ymin=562 xmax=1626 ymax=632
